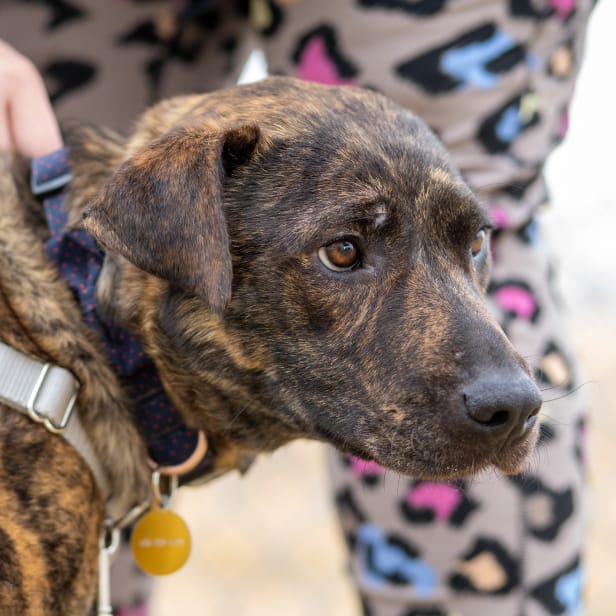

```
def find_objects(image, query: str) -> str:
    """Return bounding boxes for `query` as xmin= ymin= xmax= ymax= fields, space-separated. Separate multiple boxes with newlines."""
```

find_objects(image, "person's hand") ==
xmin=0 ymin=39 xmax=62 ymax=157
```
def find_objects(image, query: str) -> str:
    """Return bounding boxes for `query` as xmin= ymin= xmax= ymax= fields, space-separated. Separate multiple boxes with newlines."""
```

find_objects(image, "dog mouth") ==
xmin=312 ymin=417 xmax=539 ymax=480
xmin=490 ymin=421 xmax=540 ymax=475
xmin=312 ymin=423 xmax=382 ymax=465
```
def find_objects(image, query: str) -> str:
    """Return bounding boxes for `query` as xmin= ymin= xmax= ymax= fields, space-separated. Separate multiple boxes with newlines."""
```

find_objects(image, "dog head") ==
xmin=80 ymin=77 xmax=540 ymax=480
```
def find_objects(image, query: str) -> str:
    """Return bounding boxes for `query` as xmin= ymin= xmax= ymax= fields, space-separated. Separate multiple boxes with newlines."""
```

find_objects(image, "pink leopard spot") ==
xmin=495 ymin=286 xmax=536 ymax=320
xmin=407 ymin=483 xmax=462 ymax=521
xmin=549 ymin=0 xmax=576 ymax=19
xmin=559 ymin=108 xmax=569 ymax=139
xmin=489 ymin=207 xmax=509 ymax=229
xmin=116 ymin=604 xmax=148 ymax=616
xmin=296 ymin=37 xmax=356 ymax=86
xmin=349 ymin=456 xmax=384 ymax=476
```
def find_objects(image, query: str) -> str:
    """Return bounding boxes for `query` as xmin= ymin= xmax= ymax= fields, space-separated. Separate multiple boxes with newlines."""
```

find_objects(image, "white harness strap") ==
xmin=0 ymin=341 xmax=110 ymax=498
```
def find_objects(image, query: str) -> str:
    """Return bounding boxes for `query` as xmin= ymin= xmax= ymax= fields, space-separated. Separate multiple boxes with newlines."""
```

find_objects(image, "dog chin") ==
xmin=375 ymin=451 xmax=530 ymax=482
xmin=359 ymin=431 xmax=539 ymax=481
xmin=314 ymin=420 xmax=539 ymax=480
xmin=373 ymin=456 xmax=487 ymax=481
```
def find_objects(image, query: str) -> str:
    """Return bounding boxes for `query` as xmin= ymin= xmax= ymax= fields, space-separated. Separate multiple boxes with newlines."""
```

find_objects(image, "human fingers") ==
xmin=0 ymin=39 xmax=62 ymax=157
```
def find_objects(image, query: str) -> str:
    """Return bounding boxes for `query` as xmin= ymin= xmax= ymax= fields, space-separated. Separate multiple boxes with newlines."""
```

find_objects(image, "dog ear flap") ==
xmin=82 ymin=124 xmax=260 ymax=315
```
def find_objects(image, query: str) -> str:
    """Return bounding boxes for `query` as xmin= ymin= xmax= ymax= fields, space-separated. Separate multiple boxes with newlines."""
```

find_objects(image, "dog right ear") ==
xmin=82 ymin=124 xmax=261 ymax=315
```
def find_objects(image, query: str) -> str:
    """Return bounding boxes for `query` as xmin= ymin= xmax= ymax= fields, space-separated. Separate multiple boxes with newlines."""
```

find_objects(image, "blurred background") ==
xmin=152 ymin=2 xmax=616 ymax=615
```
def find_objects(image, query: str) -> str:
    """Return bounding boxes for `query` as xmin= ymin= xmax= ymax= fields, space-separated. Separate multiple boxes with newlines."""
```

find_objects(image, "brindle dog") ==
xmin=0 ymin=77 xmax=541 ymax=615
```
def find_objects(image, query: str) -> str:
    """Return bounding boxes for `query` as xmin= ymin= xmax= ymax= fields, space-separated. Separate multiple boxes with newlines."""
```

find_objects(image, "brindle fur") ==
xmin=0 ymin=77 xmax=539 ymax=614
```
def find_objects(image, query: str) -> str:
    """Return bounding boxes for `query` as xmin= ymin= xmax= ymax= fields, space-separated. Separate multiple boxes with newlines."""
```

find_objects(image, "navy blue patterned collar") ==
xmin=32 ymin=148 xmax=203 ymax=471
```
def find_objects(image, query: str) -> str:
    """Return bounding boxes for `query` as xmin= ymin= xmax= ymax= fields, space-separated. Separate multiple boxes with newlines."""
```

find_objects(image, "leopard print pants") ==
xmin=0 ymin=1 xmax=594 ymax=614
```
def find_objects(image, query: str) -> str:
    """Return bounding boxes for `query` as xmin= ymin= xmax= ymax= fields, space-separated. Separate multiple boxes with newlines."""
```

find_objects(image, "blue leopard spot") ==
xmin=440 ymin=30 xmax=516 ymax=90
xmin=477 ymin=91 xmax=540 ymax=153
xmin=527 ymin=52 xmax=542 ymax=70
xmin=530 ymin=554 xmax=582 ymax=612
xmin=357 ymin=524 xmax=438 ymax=597
xmin=396 ymin=23 xmax=525 ymax=94
xmin=555 ymin=565 xmax=584 ymax=613
xmin=495 ymin=105 xmax=522 ymax=142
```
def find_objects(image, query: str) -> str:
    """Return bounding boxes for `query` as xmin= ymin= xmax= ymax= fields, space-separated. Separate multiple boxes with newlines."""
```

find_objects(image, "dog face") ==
xmin=81 ymin=77 xmax=540 ymax=480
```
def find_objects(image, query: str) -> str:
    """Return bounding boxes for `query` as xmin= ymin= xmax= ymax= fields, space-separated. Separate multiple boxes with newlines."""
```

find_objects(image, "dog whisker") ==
xmin=541 ymin=381 xmax=592 ymax=404
xmin=539 ymin=383 xmax=572 ymax=392
xmin=225 ymin=405 xmax=249 ymax=431
xmin=536 ymin=408 xmax=581 ymax=429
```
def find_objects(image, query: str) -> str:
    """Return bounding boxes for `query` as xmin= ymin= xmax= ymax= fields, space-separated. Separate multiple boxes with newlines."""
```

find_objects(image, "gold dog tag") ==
xmin=131 ymin=506 xmax=191 ymax=575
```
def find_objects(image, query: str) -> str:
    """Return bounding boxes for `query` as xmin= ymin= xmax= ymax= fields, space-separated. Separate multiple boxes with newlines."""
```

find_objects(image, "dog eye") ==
xmin=318 ymin=239 xmax=361 ymax=272
xmin=470 ymin=229 xmax=487 ymax=258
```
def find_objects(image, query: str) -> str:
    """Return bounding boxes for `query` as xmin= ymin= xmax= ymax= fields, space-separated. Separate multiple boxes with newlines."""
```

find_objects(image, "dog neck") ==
xmin=63 ymin=128 xmax=261 ymax=478
xmin=34 ymin=147 xmax=214 ymax=481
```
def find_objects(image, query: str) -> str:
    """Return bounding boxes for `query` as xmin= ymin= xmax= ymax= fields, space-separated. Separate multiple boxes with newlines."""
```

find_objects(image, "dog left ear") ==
xmin=82 ymin=124 xmax=261 ymax=315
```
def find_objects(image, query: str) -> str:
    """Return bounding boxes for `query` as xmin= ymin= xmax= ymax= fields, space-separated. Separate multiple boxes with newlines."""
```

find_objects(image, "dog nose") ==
xmin=463 ymin=373 xmax=542 ymax=438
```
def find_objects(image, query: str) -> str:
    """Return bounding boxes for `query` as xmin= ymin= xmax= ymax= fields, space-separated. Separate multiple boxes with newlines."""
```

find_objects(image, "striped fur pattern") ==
xmin=0 ymin=77 xmax=539 ymax=614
